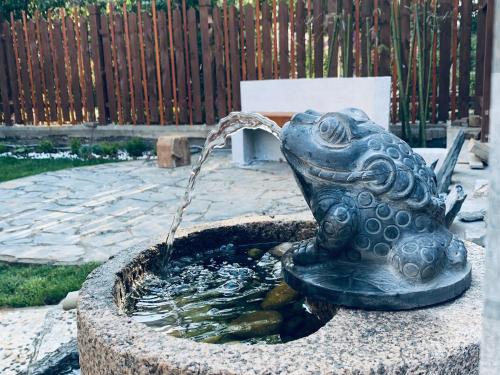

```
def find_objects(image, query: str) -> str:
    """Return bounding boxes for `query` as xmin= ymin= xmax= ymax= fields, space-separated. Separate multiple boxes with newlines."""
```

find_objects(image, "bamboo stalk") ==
xmin=326 ymin=16 xmax=339 ymax=75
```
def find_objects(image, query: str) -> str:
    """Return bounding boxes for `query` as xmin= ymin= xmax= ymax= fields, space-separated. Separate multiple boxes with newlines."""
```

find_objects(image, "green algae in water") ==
xmin=128 ymin=244 xmax=325 ymax=344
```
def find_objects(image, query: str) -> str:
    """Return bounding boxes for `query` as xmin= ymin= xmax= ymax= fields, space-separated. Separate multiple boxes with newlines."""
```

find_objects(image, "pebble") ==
xmin=227 ymin=310 xmax=283 ymax=339
xmin=261 ymin=282 xmax=299 ymax=310
xmin=268 ymin=242 xmax=294 ymax=259
xmin=62 ymin=291 xmax=79 ymax=311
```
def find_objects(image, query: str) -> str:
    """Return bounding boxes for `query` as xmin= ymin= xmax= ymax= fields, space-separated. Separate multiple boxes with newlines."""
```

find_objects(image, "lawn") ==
xmin=0 ymin=262 xmax=100 ymax=308
xmin=0 ymin=157 xmax=118 ymax=182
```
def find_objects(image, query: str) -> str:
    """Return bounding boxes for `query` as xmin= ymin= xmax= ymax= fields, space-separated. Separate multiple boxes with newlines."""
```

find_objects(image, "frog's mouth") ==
xmin=283 ymin=147 xmax=374 ymax=184
xmin=281 ymin=120 xmax=362 ymax=182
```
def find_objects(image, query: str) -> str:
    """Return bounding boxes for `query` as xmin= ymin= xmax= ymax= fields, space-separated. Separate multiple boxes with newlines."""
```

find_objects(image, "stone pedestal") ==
xmin=78 ymin=218 xmax=483 ymax=374
xmin=157 ymin=136 xmax=190 ymax=168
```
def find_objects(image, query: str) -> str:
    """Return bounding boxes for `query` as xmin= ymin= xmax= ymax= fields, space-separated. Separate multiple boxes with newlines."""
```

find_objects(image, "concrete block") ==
xmin=156 ymin=136 xmax=190 ymax=168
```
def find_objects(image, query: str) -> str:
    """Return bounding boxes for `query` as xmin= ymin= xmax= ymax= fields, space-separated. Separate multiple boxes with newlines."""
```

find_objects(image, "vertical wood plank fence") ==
xmin=0 ymin=0 xmax=493 ymax=138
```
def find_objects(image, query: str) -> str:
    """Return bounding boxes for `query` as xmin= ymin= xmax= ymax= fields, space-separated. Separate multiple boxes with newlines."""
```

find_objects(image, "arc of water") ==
xmin=164 ymin=112 xmax=281 ymax=258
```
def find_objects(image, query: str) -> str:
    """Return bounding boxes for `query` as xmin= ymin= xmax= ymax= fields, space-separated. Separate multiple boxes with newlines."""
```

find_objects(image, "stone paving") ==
xmin=0 ymin=305 xmax=76 ymax=374
xmin=0 ymin=150 xmax=310 ymax=264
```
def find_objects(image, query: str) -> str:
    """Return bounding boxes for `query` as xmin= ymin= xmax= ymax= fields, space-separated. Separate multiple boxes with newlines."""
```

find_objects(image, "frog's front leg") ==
xmin=292 ymin=203 xmax=358 ymax=265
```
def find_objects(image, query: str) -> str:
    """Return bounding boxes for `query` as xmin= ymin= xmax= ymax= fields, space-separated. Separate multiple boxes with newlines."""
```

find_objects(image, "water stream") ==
xmin=164 ymin=112 xmax=281 ymax=257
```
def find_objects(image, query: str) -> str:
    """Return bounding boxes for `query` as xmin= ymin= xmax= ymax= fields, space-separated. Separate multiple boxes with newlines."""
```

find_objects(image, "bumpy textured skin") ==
xmin=280 ymin=109 xmax=467 ymax=283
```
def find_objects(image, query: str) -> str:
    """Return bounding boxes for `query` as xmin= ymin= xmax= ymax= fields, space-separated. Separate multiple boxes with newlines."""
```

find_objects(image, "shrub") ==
xmin=70 ymin=138 xmax=81 ymax=155
xmin=91 ymin=143 xmax=103 ymax=155
xmin=79 ymin=145 xmax=91 ymax=159
xmin=37 ymin=140 xmax=55 ymax=153
xmin=124 ymin=137 xmax=148 ymax=158
xmin=100 ymin=141 xmax=119 ymax=157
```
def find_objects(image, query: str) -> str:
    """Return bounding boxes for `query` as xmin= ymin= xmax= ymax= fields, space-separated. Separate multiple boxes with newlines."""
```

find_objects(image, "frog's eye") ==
xmin=317 ymin=117 xmax=351 ymax=144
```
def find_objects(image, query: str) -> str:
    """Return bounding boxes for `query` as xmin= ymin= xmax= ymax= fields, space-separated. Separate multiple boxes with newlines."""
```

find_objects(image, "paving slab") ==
xmin=0 ymin=151 xmax=310 ymax=265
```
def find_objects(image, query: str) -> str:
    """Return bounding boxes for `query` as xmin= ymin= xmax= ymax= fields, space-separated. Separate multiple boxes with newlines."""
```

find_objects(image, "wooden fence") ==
xmin=0 ymin=0 xmax=493 ymax=136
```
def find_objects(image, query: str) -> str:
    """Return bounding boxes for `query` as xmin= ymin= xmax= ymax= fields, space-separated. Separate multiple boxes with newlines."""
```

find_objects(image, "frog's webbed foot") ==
xmin=291 ymin=238 xmax=321 ymax=266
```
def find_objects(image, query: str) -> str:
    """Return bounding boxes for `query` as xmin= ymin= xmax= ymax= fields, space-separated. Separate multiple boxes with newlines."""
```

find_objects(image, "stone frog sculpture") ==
xmin=280 ymin=109 xmax=471 ymax=309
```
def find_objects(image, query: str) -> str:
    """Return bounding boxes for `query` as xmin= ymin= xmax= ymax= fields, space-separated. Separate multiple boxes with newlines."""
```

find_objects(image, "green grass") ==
xmin=0 ymin=262 xmax=101 ymax=308
xmin=0 ymin=157 xmax=118 ymax=182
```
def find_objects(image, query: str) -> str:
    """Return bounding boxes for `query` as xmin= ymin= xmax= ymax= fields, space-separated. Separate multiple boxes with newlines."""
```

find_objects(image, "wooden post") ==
xmin=110 ymin=4 xmax=123 ymax=125
xmin=239 ymin=0 xmax=246 ymax=80
xmin=354 ymin=0 xmax=360 ymax=76
xmin=166 ymin=0 xmax=179 ymax=124
xmin=152 ymin=0 xmax=165 ymax=125
xmin=182 ymin=0 xmax=193 ymax=124
xmin=200 ymin=0 xmax=215 ymax=123
xmin=22 ymin=11 xmax=36 ymax=124
xmin=450 ymin=0 xmax=459 ymax=121
xmin=289 ymin=0 xmax=295 ymax=78
xmin=256 ymin=0 xmax=263 ymax=79
xmin=273 ymin=0 xmax=278 ymax=78
xmin=10 ymin=14 xmax=23 ymax=123
xmin=223 ymin=0 xmax=232 ymax=110
xmin=361 ymin=0 xmax=372 ymax=77
xmin=279 ymin=0 xmax=289 ymax=78
xmin=480 ymin=1 xmax=500 ymax=370
xmin=137 ymin=1 xmax=150 ymax=125
xmin=438 ymin=0 xmax=452 ymax=122
xmin=313 ymin=0 xmax=323 ymax=78
xmin=373 ymin=0 xmax=379 ymax=76
xmin=378 ymin=0 xmax=390 ymax=77
xmin=475 ymin=0 xmax=486 ymax=115
xmin=458 ymin=0 xmax=472 ymax=119
xmin=123 ymin=3 xmax=136 ymax=124
xmin=481 ymin=0 xmax=494 ymax=141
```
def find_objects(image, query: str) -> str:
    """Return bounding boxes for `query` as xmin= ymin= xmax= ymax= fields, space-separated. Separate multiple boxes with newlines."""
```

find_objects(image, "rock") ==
xmin=62 ymin=291 xmax=79 ymax=311
xmin=473 ymin=180 xmax=489 ymax=198
xmin=157 ymin=136 xmax=190 ymax=168
xmin=227 ymin=311 xmax=283 ymax=338
xmin=247 ymin=247 xmax=264 ymax=259
xmin=458 ymin=210 xmax=486 ymax=222
xmin=268 ymin=242 xmax=293 ymax=259
xmin=201 ymin=335 xmax=223 ymax=344
xmin=469 ymin=114 xmax=482 ymax=128
xmin=261 ymin=282 xmax=299 ymax=310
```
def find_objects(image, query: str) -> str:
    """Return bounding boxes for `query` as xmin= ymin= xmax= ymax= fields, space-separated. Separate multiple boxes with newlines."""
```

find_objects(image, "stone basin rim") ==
xmin=77 ymin=215 xmax=482 ymax=374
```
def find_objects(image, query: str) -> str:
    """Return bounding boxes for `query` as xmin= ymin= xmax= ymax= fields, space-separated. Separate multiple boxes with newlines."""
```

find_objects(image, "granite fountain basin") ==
xmin=77 ymin=216 xmax=483 ymax=374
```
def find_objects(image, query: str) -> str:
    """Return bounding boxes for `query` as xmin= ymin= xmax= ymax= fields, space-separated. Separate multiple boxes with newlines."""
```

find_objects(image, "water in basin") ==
xmin=128 ymin=243 xmax=327 ymax=344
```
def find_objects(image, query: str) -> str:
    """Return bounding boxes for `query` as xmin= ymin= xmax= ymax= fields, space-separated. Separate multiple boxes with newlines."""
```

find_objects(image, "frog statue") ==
xmin=280 ymin=109 xmax=471 ymax=310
